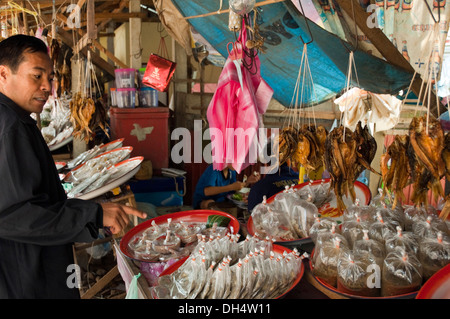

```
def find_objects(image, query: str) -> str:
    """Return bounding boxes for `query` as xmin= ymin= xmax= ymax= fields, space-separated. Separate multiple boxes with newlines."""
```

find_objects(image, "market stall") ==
xmin=1 ymin=0 xmax=449 ymax=300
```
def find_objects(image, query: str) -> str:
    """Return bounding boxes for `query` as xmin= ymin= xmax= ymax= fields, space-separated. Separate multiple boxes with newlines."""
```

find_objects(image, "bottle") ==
xmin=387 ymin=0 xmax=396 ymax=8
xmin=395 ymin=0 xmax=401 ymax=10
xmin=402 ymin=40 xmax=410 ymax=62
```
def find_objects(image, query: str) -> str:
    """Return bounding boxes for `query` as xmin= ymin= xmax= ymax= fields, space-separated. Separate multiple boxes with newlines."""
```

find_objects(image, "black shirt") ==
xmin=0 ymin=93 xmax=103 ymax=298
xmin=247 ymin=164 xmax=299 ymax=212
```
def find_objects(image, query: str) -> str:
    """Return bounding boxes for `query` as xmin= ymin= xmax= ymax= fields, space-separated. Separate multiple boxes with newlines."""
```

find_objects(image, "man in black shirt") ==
xmin=0 ymin=35 xmax=146 ymax=298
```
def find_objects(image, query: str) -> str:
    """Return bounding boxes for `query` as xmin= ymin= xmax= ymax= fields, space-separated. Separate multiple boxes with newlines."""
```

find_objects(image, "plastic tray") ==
xmin=120 ymin=210 xmax=240 ymax=262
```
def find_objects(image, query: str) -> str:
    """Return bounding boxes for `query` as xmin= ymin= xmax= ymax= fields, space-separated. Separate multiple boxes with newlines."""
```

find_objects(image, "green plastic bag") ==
xmin=125 ymin=273 xmax=141 ymax=299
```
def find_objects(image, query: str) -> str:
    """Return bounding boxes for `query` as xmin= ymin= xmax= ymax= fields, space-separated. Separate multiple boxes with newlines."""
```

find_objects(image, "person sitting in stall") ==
xmin=193 ymin=163 xmax=260 ymax=209
xmin=247 ymin=162 xmax=299 ymax=212
xmin=247 ymin=139 xmax=299 ymax=212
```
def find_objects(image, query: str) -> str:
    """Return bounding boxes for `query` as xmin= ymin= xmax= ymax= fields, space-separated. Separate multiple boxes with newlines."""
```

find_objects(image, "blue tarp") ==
xmin=171 ymin=0 xmax=414 ymax=107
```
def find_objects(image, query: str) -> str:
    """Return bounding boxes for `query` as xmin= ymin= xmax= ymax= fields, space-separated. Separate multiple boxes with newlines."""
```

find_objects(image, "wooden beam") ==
xmin=86 ymin=0 xmax=96 ymax=40
xmin=56 ymin=27 xmax=116 ymax=76
xmin=56 ymin=12 xmax=128 ymax=69
xmin=333 ymin=0 xmax=443 ymax=117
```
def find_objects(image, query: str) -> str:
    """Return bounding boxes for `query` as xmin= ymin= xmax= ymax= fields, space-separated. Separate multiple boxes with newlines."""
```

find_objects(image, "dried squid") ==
xmin=380 ymin=135 xmax=411 ymax=209
xmin=70 ymin=92 xmax=97 ymax=143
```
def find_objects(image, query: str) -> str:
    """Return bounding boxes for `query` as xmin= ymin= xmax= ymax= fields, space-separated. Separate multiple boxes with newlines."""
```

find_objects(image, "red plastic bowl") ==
xmin=158 ymin=244 xmax=305 ymax=299
xmin=120 ymin=210 xmax=240 ymax=262
xmin=416 ymin=263 xmax=450 ymax=299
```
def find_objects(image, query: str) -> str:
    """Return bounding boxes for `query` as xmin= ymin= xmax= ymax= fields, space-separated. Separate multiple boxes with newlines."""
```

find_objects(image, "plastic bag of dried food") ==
xmin=403 ymin=205 xmax=428 ymax=231
xmin=412 ymin=216 xmax=450 ymax=239
xmin=271 ymin=186 xmax=300 ymax=213
xmin=312 ymin=237 xmax=349 ymax=287
xmin=316 ymin=222 xmax=348 ymax=248
xmin=342 ymin=212 xmax=371 ymax=249
xmin=385 ymin=226 xmax=419 ymax=255
xmin=290 ymin=198 xmax=319 ymax=238
xmin=337 ymin=250 xmax=381 ymax=297
xmin=309 ymin=215 xmax=340 ymax=244
xmin=343 ymin=200 xmax=375 ymax=224
xmin=261 ymin=207 xmax=298 ymax=241
xmin=312 ymin=179 xmax=333 ymax=207
xmin=370 ymin=205 xmax=404 ymax=230
xmin=381 ymin=249 xmax=422 ymax=297
xmin=368 ymin=212 xmax=396 ymax=245
xmin=250 ymin=196 xmax=271 ymax=237
xmin=353 ymin=229 xmax=386 ymax=267
xmin=295 ymin=182 xmax=316 ymax=203
xmin=418 ymin=232 xmax=450 ymax=281
xmin=370 ymin=188 xmax=391 ymax=208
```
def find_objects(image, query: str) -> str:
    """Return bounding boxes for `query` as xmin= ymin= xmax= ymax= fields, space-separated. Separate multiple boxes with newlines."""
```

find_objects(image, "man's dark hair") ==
xmin=0 ymin=34 xmax=48 ymax=72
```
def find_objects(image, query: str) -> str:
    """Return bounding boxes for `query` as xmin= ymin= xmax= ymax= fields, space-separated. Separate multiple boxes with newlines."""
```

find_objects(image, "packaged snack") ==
xmin=385 ymin=226 xmax=419 ymax=255
xmin=337 ymin=250 xmax=381 ymax=297
xmin=418 ymin=232 xmax=450 ymax=281
xmin=312 ymin=237 xmax=349 ymax=287
xmin=381 ymin=249 xmax=422 ymax=297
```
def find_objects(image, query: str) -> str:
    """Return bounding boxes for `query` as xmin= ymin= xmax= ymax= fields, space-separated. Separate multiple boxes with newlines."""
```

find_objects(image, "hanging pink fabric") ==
xmin=206 ymin=20 xmax=273 ymax=173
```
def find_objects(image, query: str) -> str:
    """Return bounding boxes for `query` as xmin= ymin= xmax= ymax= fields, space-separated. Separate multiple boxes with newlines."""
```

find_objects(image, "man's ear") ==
xmin=0 ymin=65 xmax=9 ymax=85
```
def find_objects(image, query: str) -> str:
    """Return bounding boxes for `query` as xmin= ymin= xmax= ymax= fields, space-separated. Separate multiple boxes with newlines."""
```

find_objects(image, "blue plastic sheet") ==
xmin=171 ymin=0 xmax=414 ymax=107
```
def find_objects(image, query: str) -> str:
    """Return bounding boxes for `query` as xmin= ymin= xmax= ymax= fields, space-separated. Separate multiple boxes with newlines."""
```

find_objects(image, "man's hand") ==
xmin=101 ymin=203 xmax=147 ymax=234
xmin=230 ymin=181 xmax=246 ymax=192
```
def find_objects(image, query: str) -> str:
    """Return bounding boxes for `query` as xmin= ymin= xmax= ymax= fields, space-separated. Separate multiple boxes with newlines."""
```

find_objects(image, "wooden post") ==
xmin=86 ymin=0 xmax=97 ymax=41
xmin=129 ymin=0 xmax=141 ymax=69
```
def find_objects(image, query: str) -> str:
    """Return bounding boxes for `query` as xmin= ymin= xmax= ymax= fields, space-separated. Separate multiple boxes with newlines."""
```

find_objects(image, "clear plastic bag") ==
xmin=337 ymin=250 xmax=380 ymax=297
xmin=316 ymin=222 xmax=348 ymax=248
xmin=353 ymin=229 xmax=386 ymax=268
xmin=368 ymin=212 xmax=396 ymax=245
xmin=412 ymin=216 xmax=449 ymax=239
xmin=312 ymin=237 xmax=349 ymax=287
xmin=370 ymin=188 xmax=391 ymax=208
xmin=309 ymin=215 xmax=340 ymax=244
xmin=343 ymin=200 xmax=375 ymax=224
xmin=381 ymin=249 xmax=422 ymax=297
xmin=404 ymin=205 xmax=428 ymax=231
xmin=250 ymin=196 xmax=271 ymax=237
xmin=290 ymin=198 xmax=318 ymax=238
xmin=418 ymin=232 xmax=450 ymax=281
xmin=342 ymin=213 xmax=371 ymax=249
xmin=385 ymin=226 xmax=419 ymax=255
xmin=261 ymin=207 xmax=298 ymax=241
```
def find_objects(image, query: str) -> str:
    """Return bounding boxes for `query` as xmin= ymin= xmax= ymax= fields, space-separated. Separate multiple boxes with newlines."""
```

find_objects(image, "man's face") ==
xmin=0 ymin=51 xmax=54 ymax=114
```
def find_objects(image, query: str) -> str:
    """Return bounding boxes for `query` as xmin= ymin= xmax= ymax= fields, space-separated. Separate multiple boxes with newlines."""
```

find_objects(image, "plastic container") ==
xmin=110 ymin=87 xmax=117 ymax=106
xmin=116 ymin=88 xmax=136 ymax=108
xmin=138 ymin=67 xmax=146 ymax=87
xmin=115 ymin=68 xmax=136 ymax=88
xmin=139 ymin=87 xmax=158 ymax=107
